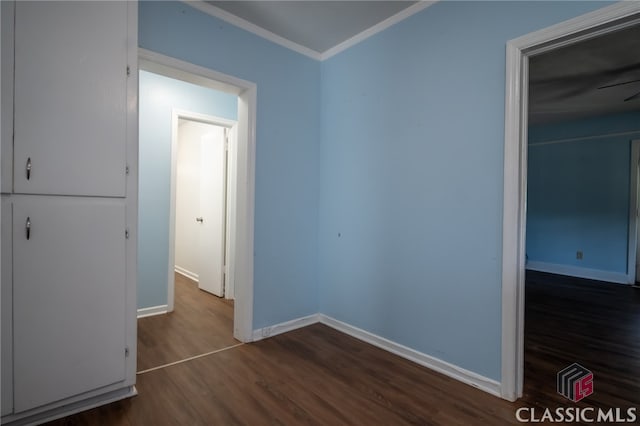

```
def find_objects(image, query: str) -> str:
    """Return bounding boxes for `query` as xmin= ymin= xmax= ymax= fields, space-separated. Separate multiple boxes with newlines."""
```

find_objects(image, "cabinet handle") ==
xmin=26 ymin=157 xmax=32 ymax=180
xmin=26 ymin=217 xmax=31 ymax=240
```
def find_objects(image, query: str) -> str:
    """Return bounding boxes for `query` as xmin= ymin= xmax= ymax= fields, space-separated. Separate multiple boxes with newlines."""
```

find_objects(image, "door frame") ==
xmin=169 ymin=111 xmax=237 ymax=301
xmin=501 ymin=2 xmax=640 ymax=401
xmin=631 ymin=140 xmax=640 ymax=284
xmin=139 ymin=48 xmax=256 ymax=343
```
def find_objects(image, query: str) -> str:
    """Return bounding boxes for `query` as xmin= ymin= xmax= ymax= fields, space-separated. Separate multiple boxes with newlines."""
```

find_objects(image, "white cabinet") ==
xmin=13 ymin=1 xmax=128 ymax=196
xmin=12 ymin=197 xmax=128 ymax=413
xmin=1 ymin=1 xmax=137 ymax=423
xmin=1 ymin=196 xmax=13 ymax=417
xmin=14 ymin=1 xmax=127 ymax=196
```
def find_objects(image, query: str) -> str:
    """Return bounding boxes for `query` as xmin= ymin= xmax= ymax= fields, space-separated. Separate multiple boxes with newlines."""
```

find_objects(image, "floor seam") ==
xmin=136 ymin=342 xmax=245 ymax=375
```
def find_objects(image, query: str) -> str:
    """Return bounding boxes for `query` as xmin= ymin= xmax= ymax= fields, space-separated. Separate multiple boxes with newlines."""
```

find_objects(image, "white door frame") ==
xmin=628 ymin=140 xmax=640 ymax=284
xmin=501 ymin=2 xmax=640 ymax=401
xmin=169 ymin=110 xmax=236 ymax=300
xmin=139 ymin=48 xmax=256 ymax=343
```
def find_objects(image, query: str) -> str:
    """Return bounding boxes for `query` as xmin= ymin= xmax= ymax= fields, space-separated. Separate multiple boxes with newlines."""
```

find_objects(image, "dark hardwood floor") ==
xmin=137 ymin=273 xmax=237 ymax=372
xmin=523 ymin=271 xmax=640 ymax=411
xmin=44 ymin=272 xmax=640 ymax=425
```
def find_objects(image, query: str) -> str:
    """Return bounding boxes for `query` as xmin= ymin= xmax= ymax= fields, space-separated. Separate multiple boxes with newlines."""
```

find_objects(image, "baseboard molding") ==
xmin=250 ymin=312 xmax=501 ymax=398
xmin=526 ymin=261 xmax=630 ymax=284
xmin=318 ymin=314 xmax=502 ymax=398
xmin=174 ymin=265 xmax=199 ymax=282
xmin=252 ymin=314 xmax=320 ymax=342
xmin=2 ymin=386 xmax=137 ymax=426
xmin=137 ymin=305 xmax=169 ymax=318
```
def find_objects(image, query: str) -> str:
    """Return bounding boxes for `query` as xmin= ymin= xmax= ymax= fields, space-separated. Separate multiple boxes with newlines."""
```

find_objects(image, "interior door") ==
xmin=198 ymin=126 xmax=227 ymax=297
xmin=12 ymin=197 xmax=127 ymax=413
xmin=13 ymin=1 xmax=127 ymax=196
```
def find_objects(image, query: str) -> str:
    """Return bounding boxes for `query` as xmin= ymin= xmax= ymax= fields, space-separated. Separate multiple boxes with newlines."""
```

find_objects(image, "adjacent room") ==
xmin=524 ymin=24 xmax=640 ymax=409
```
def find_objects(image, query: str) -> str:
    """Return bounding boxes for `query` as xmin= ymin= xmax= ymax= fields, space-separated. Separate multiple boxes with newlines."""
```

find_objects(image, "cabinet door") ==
xmin=13 ymin=1 xmax=128 ymax=196
xmin=12 ymin=197 xmax=127 ymax=413
xmin=1 ymin=197 xmax=13 ymax=416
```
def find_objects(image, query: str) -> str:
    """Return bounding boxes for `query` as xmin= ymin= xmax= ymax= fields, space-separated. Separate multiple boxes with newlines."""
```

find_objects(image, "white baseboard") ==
xmin=526 ymin=261 xmax=630 ymax=284
xmin=137 ymin=305 xmax=169 ymax=318
xmin=318 ymin=314 xmax=502 ymax=398
xmin=174 ymin=265 xmax=199 ymax=282
xmin=250 ymin=312 xmax=501 ymax=398
xmin=252 ymin=314 xmax=320 ymax=342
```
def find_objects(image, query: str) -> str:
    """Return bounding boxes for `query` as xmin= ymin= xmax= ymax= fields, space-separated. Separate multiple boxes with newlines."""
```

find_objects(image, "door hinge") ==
xmin=125 ymin=347 xmax=130 ymax=357
xmin=126 ymin=165 xmax=130 ymax=175
xmin=125 ymin=228 xmax=130 ymax=239
xmin=126 ymin=65 xmax=131 ymax=76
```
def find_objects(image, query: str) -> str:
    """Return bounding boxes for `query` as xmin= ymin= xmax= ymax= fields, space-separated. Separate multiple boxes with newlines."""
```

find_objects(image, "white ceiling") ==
xmin=206 ymin=1 xmax=418 ymax=54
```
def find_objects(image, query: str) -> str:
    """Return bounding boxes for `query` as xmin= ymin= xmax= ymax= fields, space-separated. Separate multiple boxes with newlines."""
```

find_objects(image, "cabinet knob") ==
xmin=26 ymin=157 xmax=32 ymax=180
xmin=26 ymin=217 xmax=31 ymax=240
xmin=196 ymin=217 xmax=204 ymax=223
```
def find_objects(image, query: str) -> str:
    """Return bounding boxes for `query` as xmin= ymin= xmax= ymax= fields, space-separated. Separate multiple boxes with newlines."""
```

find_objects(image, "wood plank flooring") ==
xmin=45 ymin=272 xmax=640 ymax=425
xmin=523 ymin=271 xmax=640 ymax=410
xmin=137 ymin=273 xmax=237 ymax=372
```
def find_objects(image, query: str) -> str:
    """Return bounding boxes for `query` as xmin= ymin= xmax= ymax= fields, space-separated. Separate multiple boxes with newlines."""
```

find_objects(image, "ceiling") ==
xmin=529 ymin=24 xmax=640 ymax=124
xmin=206 ymin=1 xmax=418 ymax=54
xmin=201 ymin=1 xmax=640 ymax=124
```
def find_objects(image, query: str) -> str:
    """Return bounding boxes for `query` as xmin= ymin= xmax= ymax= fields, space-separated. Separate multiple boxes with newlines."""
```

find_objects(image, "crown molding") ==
xmin=182 ymin=1 xmax=437 ymax=62
xmin=183 ymin=0 xmax=323 ymax=60
xmin=320 ymin=1 xmax=437 ymax=61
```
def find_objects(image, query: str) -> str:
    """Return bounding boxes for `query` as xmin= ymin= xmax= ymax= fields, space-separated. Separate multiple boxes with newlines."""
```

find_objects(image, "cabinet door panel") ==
xmin=1 ymin=197 xmax=13 ymax=416
xmin=13 ymin=1 xmax=127 ymax=196
xmin=13 ymin=197 xmax=127 ymax=413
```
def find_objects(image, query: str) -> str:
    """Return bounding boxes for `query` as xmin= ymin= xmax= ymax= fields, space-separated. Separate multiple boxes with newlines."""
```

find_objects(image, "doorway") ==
xmin=500 ymin=3 xmax=640 ymax=401
xmin=171 ymin=113 xmax=236 ymax=300
xmin=139 ymin=48 xmax=256 ymax=343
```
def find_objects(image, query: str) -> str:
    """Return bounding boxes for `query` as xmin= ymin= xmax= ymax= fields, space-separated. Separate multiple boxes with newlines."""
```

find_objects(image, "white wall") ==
xmin=174 ymin=120 xmax=225 ymax=280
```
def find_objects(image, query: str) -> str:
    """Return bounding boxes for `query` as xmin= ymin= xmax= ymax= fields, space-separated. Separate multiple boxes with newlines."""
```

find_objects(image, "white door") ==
xmin=197 ymin=127 xmax=227 ymax=297
xmin=175 ymin=120 xmax=227 ymax=297
xmin=13 ymin=1 xmax=127 ymax=196
xmin=12 ymin=197 xmax=127 ymax=413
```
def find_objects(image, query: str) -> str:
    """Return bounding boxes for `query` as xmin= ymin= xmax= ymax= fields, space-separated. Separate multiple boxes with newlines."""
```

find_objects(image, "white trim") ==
xmin=526 ymin=261 xmax=630 ymax=285
xmin=1 ymin=386 xmax=137 ymax=426
xmin=138 ymin=48 xmax=256 ymax=343
xmin=174 ymin=265 xmax=199 ymax=283
xmin=136 ymin=305 xmax=169 ymax=319
xmin=320 ymin=1 xmax=437 ymax=60
xmin=251 ymin=314 xmax=320 ymax=342
xmin=184 ymin=1 xmax=322 ymax=61
xmin=501 ymin=2 xmax=640 ymax=402
xmin=168 ymin=109 xmax=237 ymax=309
xmin=628 ymin=140 xmax=640 ymax=284
xmin=183 ymin=0 xmax=436 ymax=62
xmin=319 ymin=315 xmax=501 ymax=398
xmin=250 ymin=312 xmax=501 ymax=397
xmin=529 ymin=130 xmax=640 ymax=147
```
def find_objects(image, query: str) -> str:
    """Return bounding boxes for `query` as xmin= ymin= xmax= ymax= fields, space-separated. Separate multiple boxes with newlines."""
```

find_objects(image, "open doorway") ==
xmin=500 ymin=3 xmax=640 ymax=402
xmin=171 ymin=113 xmax=236 ymax=301
xmin=136 ymin=49 xmax=256 ymax=373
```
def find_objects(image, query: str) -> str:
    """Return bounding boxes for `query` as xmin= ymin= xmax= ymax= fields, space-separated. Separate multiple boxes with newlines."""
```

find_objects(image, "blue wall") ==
xmin=139 ymin=2 xmax=321 ymax=325
xmin=139 ymin=0 xmax=621 ymax=383
xmin=527 ymin=112 xmax=640 ymax=275
xmin=318 ymin=1 xmax=609 ymax=381
xmin=138 ymin=70 xmax=237 ymax=309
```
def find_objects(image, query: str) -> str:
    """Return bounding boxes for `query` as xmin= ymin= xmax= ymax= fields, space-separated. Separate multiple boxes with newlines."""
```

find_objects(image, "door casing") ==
xmin=139 ymin=49 xmax=256 ymax=343
xmin=172 ymin=113 xmax=235 ymax=299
